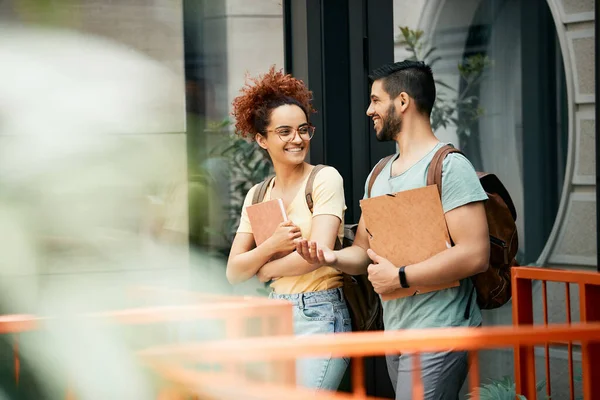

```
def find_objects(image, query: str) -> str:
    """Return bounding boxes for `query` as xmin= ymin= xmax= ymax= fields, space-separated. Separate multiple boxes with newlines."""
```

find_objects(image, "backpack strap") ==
xmin=426 ymin=145 xmax=475 ymax=319
xmin=367 ymin=155 xmax=395 ymax=198
xmin=427 ymin=145 xmax=465 ymax=248
xmin=304 ymin=164 xmax=345 ymax=250
xmin=253 ymin=165 xmax=326 ymax=209
xmin=251 ymin=175 xmax=275 ymax=205
xmin=305 ymin=164 xmax=327 ymax=213
xmin=426 ymin=144 xmax=464 ymax=197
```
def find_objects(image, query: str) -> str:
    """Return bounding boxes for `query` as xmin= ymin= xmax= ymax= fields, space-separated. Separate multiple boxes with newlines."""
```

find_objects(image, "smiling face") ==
xmin=366 ymin=80 xmax=404 ymax=142
xmin=255 ymin=104 xmax=310 ymax=166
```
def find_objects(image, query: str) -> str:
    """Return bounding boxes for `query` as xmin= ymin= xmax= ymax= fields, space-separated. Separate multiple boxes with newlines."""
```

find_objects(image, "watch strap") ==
xmin=398 ymin=266 xmax=409 ymax=289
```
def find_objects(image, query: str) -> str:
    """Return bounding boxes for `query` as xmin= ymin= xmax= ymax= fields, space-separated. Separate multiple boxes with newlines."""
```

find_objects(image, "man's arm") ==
xmin=404 ymin=201 xmax=489 ymax=285
xmin=296 ymin=215 xmax=372 ymax=276
xmin=366 ymin=201 xmax=489 ymax=293
xmin=256 ymin=214 xmax=340 ymax=282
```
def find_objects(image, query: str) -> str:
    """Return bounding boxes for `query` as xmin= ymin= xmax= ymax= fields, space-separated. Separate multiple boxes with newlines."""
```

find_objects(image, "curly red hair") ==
xmin=231 ymin=66 xmax=315 ymax=140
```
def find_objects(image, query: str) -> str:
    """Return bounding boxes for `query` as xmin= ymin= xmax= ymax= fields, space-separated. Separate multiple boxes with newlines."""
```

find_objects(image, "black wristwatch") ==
xmin=398 ymin=266 xmax=410 ymax=288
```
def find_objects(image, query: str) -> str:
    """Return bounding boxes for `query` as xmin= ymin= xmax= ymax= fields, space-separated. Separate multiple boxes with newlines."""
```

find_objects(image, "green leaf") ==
xmin=428 ymin=55 xmax=442 ymax=66
xmin=435 ymin=80 xmax=456 ymax=92
xmin=399 ymin=26 xmax=410 ymax=39
xmin=422 ymin=46 xmax=437 ymax=61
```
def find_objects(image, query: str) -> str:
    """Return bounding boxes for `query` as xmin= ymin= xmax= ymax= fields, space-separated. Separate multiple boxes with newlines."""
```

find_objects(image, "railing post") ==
xmin=468 ymin=351 xmax=480 ymax=400
xmin=273 ymin=305 xmax=295 ymax=386
xmin=512 ymin=272 xmax=537 ymax=400
xmin=14 ymin=334 xmax=19 ymax=387
xmin=225 ymin=318 xmax=246 ymax=379
xmin=580 ymin=283 xmax=600 ymax=398
xmin=352 ymin=356 xmax=366 ymax=397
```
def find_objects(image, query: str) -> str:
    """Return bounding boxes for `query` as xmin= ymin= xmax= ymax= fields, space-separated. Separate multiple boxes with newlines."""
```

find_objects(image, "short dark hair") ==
xmin=368 ymin=60 xmax=436 ymax=116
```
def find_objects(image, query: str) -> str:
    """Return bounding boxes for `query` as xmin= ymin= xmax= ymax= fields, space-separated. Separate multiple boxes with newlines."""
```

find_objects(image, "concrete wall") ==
xmin=0 ymin=0 xmax=286 ymax=307
xmin=0 ymin=0 xmax=200 ymax=313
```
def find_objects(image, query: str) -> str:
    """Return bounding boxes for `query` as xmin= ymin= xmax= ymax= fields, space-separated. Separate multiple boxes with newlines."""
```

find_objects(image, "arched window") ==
xmin=395 ymin=0 xmax=568 ymax=265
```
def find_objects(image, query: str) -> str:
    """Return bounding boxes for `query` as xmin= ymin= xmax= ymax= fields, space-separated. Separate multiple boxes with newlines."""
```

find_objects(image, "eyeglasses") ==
xmin=265 ymin=125 xmax=315 ymax=143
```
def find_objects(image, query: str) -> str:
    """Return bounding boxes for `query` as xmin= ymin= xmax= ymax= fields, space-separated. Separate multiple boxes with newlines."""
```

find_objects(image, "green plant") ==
xmin=467 ymin=376 xmax=548 ymax=400
xmin=15 ymin=0 xmax=80 ymax=25
xmin=207 ymin=119 xmax=273 ymax=249
xmin=396 ymin=26 xmax=493 ymax=150
xmin=205 ymin=119 xmax=274 ymax=295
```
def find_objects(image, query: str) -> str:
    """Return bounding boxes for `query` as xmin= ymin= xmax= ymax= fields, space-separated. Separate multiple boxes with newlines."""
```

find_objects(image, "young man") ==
xmin=295 ymin=60 xmax=490 ymax=400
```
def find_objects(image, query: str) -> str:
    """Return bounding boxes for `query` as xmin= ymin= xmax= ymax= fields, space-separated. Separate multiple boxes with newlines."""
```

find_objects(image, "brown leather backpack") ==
xmin=427 ymin=145 xmax=519 ymax=310
xmin=252 ymin=165 xmax=384 ymax=331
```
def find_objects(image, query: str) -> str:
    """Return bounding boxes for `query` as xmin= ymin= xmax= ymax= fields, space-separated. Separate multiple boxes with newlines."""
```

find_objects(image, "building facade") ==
xmin=0 ymin=0 xmax=596 ymax=398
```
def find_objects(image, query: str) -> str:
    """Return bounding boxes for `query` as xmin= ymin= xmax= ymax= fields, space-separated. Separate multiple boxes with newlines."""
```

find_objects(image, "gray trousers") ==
xmin=386 ymin=351 xmax=469 ymax=400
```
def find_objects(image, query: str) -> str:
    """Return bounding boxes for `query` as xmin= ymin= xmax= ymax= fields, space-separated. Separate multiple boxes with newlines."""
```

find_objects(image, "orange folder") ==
xmin=246 ymin=198 xmax=288 ymax=246
xmin=359 ymin=184 xmax=458 ymax=301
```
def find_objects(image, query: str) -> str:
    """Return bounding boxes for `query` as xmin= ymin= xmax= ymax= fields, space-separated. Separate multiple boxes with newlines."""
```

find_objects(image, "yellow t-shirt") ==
xmin=237 ymin=166 xmax=346 ymax=294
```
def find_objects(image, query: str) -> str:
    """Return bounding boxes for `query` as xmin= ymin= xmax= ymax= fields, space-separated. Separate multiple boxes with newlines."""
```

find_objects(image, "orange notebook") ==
xmin=246 ymin=198 xmax=288 ymax=245
xmin=359 ymin=184 xmax=458 ymax=301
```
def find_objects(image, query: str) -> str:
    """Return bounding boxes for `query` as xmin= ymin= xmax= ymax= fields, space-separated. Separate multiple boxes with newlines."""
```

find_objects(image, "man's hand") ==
xmin=366 ymin=249 xmax=400 ymax=294
xmin=295 ymin=239 xmax=337 ymax=266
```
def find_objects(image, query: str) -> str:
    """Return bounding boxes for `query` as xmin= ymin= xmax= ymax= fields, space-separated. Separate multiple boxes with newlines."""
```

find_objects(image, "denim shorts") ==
xmin=270 ymin=287 xmax=352 ymax=391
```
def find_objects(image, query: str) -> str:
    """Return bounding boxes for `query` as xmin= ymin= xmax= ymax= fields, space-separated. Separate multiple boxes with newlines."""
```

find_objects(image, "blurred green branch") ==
xmin=207 ymin=119 xmax=273 ymax=248
xmin=396 ymin=26 xmax=493 ymax=146
xmin=466 ymin=376 xmax=548 ymax=400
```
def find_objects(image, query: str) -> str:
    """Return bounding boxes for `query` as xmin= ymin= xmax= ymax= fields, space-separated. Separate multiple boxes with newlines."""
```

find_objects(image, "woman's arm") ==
xmin=257 ymin=166 xmax=346 ymax=282
xmin=295 ymin=214 xmax=372 ymax=276
xmin=256 ymin=214 xmax=340 ymax=282
xmin=226 ymin=221 xmax=301 ymax=284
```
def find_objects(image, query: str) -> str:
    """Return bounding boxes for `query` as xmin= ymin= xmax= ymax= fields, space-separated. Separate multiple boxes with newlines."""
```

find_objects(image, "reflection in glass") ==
xmin=394 ymin=0 xmax=568 ymax=265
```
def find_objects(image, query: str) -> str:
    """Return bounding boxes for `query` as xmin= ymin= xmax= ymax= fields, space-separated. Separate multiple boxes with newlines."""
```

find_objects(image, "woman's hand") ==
xmin=263 ymin=221 xmax=302 ymax=255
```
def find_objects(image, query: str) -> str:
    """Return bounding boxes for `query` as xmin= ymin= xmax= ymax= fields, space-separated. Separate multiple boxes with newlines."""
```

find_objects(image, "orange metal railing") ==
xmin=98 ymin=292 xmax=297 ymax=394
xmin=3 ymin=266 xmax=600 ymax=400
xmin=0 ymin=314 xmax=42 ymax=387
xmin=0 ymin=291 xmax=294 ymax=399
xmin=137 ymin=267 xmax=600 ymax=399
xmin=146 ymin=360 xmax=388 ymax=400
xmin=512 ymin=266 xmax=600 ymax=400
xmin=139 ymin=322 xmax=600 ymax=400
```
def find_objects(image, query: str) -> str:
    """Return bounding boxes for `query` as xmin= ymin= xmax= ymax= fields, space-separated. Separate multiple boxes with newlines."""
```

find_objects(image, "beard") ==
xmin=375 ymin=103 xmax=402 ymax=142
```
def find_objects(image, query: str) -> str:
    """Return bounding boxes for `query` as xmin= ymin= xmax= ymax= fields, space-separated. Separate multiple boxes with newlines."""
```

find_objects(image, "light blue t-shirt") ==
xmin=363 ymin=142 xmax=488 ymax=330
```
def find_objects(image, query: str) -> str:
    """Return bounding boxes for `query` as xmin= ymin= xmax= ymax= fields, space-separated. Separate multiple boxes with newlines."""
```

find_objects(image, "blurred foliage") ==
xmin=207 ymin=119 xmax=273 ymax=250
xmin=396 ymin=26 xmax=492 ymax=148
xmin=467 ymin=376 xmax=548 ymax=400
xmin=13 ymin=0 xmax=80 ymax=26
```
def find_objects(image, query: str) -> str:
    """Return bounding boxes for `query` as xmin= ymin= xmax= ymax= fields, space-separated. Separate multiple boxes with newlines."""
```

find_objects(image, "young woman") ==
xmin=226 ymin=67 xmax=351 ymax=391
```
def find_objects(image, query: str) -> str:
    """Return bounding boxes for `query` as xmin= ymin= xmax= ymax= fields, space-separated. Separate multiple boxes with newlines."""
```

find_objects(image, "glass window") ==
xmin=393 ymin=0 xmax=568 ymax=265
xmin=184 ymin=1 xmax=285 ymax=263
